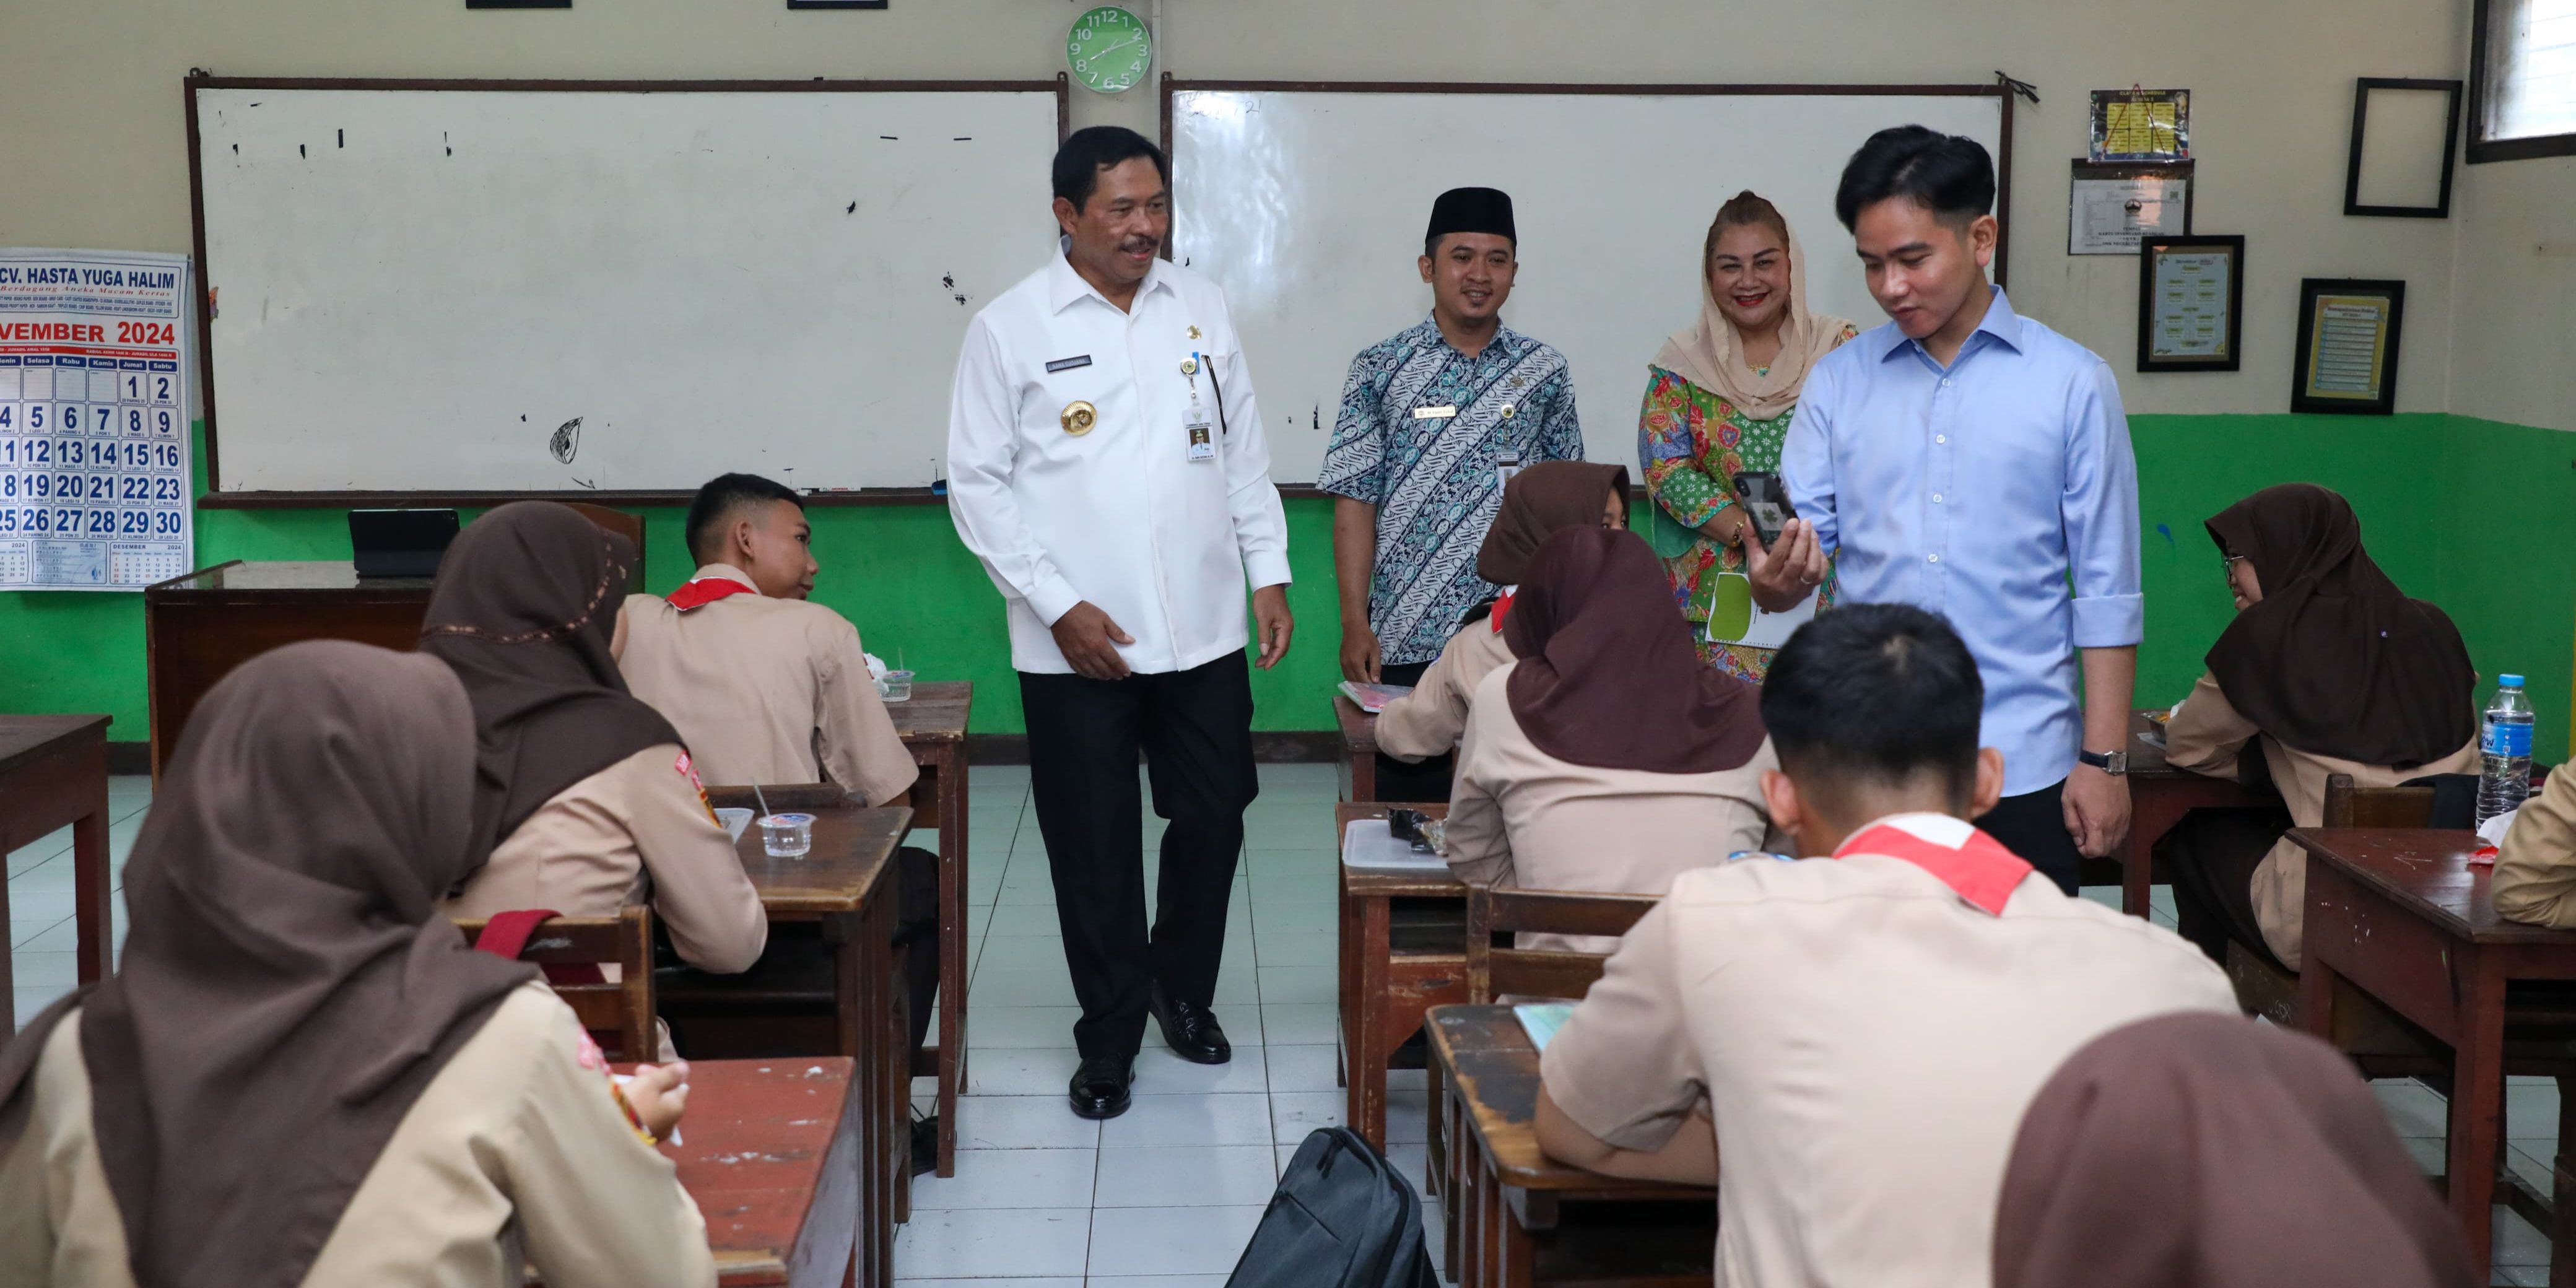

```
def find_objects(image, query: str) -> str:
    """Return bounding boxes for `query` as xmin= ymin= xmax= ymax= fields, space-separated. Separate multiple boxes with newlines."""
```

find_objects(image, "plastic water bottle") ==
xmin=2478 ymin=674 xmax=2535 ymax=827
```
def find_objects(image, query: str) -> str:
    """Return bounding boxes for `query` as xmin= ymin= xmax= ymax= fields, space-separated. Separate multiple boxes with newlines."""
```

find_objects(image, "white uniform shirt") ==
xmin=947 ymin=246 xmax=1292 ymax=675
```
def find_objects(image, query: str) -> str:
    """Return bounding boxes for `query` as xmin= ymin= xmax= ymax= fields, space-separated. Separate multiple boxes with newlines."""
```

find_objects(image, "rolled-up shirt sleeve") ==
xmin=2063 ymin=360 xmax=2143 ymax=647
xmin=947 ymin=315 xmax=1087 ymax=627
xmin=1215 ymin=331 xmax=1293 ymax=591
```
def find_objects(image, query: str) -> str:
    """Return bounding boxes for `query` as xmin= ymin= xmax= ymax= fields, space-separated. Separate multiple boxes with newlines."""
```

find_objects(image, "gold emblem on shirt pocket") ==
xmin=1061 ymin=401 xmax=1097 ymax=437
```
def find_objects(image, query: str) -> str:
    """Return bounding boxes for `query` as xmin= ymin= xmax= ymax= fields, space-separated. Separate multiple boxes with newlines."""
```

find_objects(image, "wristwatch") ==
xmin=2078 ymin=749 xmax=2129 ymax=776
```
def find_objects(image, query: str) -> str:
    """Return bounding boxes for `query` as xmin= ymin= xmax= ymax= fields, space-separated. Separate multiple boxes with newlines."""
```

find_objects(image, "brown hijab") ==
xmin=0 ymin=642 xmax=538 ymax=1288
xmin=1475 ymin=461 xmax=1631 ymax=586
xmin=1502 ymin=526 xmax=1766 ymax=773
xmin=2204 ymin=484 xmax=2476 ymax=768
xmin=420 ymin=502 xmax=681 ymax=861
xmin=1994 ymin=1011 xmax=2473 ymax=1288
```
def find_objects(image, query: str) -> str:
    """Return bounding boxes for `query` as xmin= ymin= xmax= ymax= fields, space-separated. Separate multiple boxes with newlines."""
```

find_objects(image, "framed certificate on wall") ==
xmin=2291 ymin=278 xmax=2405 ymax=415
xmin=2135 ymin=235 xmax=2242 ymax=372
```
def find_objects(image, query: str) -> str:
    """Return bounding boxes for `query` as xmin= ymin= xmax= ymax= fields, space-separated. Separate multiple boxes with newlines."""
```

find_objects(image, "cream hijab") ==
xmin=1652 ymin=203 xmax=1853 ymax=422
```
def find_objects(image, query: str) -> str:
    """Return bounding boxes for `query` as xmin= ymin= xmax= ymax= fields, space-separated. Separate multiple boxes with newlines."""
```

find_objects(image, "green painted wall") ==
xmin=5 ymin=412 xmax=2568 ymax=760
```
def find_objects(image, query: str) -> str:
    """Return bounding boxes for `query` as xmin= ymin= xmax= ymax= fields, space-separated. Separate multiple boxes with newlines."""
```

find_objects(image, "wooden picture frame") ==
xmin=2345 ymin=78 xmax=2463 ymax=217
xmin=2135 ymin=235 xmax=2242 ymax=373
xmin=2291 ymin=278 xmax=2404 ymax=416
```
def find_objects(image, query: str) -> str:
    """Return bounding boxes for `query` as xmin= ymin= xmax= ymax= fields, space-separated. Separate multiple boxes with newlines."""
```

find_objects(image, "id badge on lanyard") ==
xmin=1495 ymin=402 xmax=1522 ymax=489
xmin=1183 ymin=352 xmax=1216 ymax=463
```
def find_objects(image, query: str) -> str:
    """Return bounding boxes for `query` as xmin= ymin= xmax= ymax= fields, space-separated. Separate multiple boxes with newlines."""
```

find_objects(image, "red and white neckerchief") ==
xmin=664 ymin=575 xmax=757 ymax=612
xmin=1831 ymin=812 xmax=2032 ymax=915
xmin=1488 ymin=586 xmax=1518 ymax=633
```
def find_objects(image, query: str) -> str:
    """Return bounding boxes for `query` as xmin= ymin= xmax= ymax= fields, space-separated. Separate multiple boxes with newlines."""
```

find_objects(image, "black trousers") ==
xmin=2160 ymin=806 xmax=2295 ymax=968
xmin=1371 ymin=659 xmax=1456 ymax=804
xmin=1022 ymin=650 xmax=1259 ymax=1060
xmin=1975 ymin=777 xmax=2084 ymax=895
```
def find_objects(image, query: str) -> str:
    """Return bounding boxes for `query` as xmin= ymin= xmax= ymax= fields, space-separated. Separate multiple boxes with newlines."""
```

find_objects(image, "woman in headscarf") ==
xmin=1444 ymin=526 xmax=1773 ymax=950
xmin=427 ymin=502 xmax=765 ymax=980
xmin=1637 ymin=191 xmax=1858 ymax=680
xmin=0 ymin=642 xmax=715 ymax=1287
xmin=2160 ymin=484 xmax=2479 ymax=970
xmin=1377 ymin=460 xmax=1631 ymax=771
xmin=1994 ymin=1011 xmax=2474 ymax=1288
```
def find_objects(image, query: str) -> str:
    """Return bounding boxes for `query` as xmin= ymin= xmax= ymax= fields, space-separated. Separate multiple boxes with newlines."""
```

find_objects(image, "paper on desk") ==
xmin=1342 ymin=819 xmax=1450 ymax=873
xmin=1515 ymin=1002 xmax=1575 ymax=1053
xmin=1338 ymin=681 xmax=1413 ymax=714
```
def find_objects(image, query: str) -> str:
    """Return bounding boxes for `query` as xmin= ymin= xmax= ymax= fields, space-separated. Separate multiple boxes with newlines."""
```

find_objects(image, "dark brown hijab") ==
xmin=0 ymin=642 xmax=538 ymax=1288
xmin=2204 ymin=484 xmax=2476 ymax=768
xmin=420 ymin=502 xmax=680 ymax=861
xmin=1502 ymin=526 xmax=1766 ymax=773
xmin=1993 ymin=1011 xmax=2473 ymax=1288
xmin=1476 ymin=461 xmax=1632 ymax=586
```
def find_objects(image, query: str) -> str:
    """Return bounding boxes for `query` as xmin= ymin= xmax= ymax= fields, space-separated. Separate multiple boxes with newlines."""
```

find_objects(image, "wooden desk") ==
xmin=1334 ymin=801 xmax=1467 ymax=1151
xmin=1336 ymin=695 xmax=1380 ymax=803
xmin=1427 ymin=1006 xmax=1714 ymax=1288
xmin=643 ymin=1057 xmax=864 ymax=1288
xmin=2292 ymin=827 xmax=2576 ymax=1282
xmin=0 ymin=715 xmax=115 ymax=1022
xmin=2114 ymin=708 xmax=2274 ymax=917
xmin=886 ymin=680 xmax=972 ymax=1179
xmin=705 ymin=795 xmax=913 ymax=1288
xmin=144 ymin=561 xmax=436 ymax=777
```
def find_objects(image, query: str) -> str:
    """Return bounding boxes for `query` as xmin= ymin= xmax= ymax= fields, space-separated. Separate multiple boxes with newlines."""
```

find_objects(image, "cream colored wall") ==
xmin=0 ymin=0 xmax=2474 ymax=417
xmin=2447 ymin=158 xmax=2576 ymax=432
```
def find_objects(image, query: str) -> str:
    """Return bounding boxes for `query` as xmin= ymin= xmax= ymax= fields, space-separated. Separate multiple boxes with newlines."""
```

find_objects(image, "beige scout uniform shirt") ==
xmin=1445 ymin=660 xmax=1774 ymax=952
xmin=1377 ymin=618 xmax=1515 ymax=762
xmin=1540 ymin=822 xmax=2236 ymax=1288
xmin=2162 ymin=672 xmax=2478 ymax=969
xmin=445 ymin=744 xmax=767 ymax=975
xmin=0 ymin=982 xmax=718 ymax=1288
xmin=617 ymin=565 xmax=919 ymax=806
xmin=2494 ymin=768 xmax=2576 ymax=928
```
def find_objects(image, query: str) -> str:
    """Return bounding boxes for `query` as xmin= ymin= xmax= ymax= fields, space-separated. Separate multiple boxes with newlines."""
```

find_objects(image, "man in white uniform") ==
xmin=947 ymin=126 xmax=1294 ymax=1121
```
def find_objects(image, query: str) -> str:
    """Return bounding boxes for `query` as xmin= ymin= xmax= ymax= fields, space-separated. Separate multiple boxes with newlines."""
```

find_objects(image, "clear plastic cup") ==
xmin=759 ymin=812 xmax=814 ymax=859
xmin=879 ymin=669 xmax=915 ymax=702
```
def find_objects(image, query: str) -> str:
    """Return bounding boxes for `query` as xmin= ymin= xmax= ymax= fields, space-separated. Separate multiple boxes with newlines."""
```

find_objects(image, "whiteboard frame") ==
xmin=183 ymin=74 xmax=1071 ymax=509
xmin=1160 ymin=76 xmax=2017 ymax=495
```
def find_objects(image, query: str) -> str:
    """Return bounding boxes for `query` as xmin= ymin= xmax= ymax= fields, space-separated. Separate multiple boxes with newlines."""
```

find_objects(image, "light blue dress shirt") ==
xmin=1783 ymin=287 xmax=2142 ymax=796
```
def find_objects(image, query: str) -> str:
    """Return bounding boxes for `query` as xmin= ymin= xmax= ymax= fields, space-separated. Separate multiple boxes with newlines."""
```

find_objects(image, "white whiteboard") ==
xmin=193 ymin=84 xmax=1063 ymax=494
xmin=1169 ymin=88 xmax=2009 ymax=483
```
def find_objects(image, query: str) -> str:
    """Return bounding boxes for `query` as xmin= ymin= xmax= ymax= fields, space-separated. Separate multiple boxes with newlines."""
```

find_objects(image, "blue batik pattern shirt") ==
xmin=1318 ymin=316 xmax=1583 ymax=666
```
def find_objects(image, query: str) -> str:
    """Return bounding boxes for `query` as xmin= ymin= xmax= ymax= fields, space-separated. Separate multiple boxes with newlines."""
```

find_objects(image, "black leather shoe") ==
xmin=1068 ymin=1055 xmax=1134 ymax=1120
xmin=1151 ymin=981 xmax=1233 ymax=1065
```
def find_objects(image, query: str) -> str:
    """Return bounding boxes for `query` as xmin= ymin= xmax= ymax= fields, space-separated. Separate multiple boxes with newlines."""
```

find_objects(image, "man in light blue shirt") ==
xmin=1751 ymin=126 xmax=2141 ymax=893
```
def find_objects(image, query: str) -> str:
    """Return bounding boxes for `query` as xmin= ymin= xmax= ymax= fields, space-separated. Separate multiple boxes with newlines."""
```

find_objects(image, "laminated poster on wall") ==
xmin=0 ymin=249 xmax=194 ymax=591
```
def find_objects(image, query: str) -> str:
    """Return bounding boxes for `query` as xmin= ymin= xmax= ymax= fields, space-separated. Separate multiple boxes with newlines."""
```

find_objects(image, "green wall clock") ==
xmin=1067 ymin=6 xmax=1151 ymax=95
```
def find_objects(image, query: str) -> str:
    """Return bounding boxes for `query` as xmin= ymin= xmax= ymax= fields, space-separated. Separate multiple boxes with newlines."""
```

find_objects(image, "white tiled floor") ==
xmin=6 ymin=766 xmax=2562 ymax=1284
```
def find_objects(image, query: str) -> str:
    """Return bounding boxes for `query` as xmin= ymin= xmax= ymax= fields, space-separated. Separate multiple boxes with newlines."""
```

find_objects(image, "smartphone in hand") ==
xmin=1730 ymin=471 xmax=1796 ymax=547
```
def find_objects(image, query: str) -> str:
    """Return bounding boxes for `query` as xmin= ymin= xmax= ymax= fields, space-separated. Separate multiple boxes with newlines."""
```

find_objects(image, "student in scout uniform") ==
xmin=1994 ymin=1012 xmax=2474 ymax=1288
xmin=1533 ymin=604 xmax=2234 ymax=1288
xmin=2160 ymin=484 xmax=2478 ymax=968
xmin=0 ymin=642 xmax=714 ymax=1288
xmin=2497 ymin=772 xmax=2576 ymax=928
xmin=947 ymin=126 xmax=1293 ymax=1120
xmin=427 ymin=503 xmax=766 ymax=983
xmin=1323 ymin=186 xmax=1585 ymax=803
xmin=1376 ymin=461 xmax=1629 ymax=768
xmin=617 ymin=472 xmax=942 ymax=1113
xmin=1442 ymin=526 xmax=1773 ymax=951
xmin=1751 ymin=126 xmax=2144 ymax=893
xmin=617 ymin=472 xmax=917 ymax=804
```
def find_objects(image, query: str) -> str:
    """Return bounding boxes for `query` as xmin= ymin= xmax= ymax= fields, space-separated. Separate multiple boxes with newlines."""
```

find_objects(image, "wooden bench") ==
xmin=1335 ymin=800 xmax=1467 ymax=1151
xmin=452 ymin=906 xmax=656 ymax=1062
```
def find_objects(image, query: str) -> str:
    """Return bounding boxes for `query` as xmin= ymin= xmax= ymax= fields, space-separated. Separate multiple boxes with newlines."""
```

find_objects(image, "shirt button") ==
xmin=1932 ymin=494 xmax=1944 ymax=503
xmin=1941 ymin=378 xmax=1952 ymax=388
xmin=1935 ymin=435 xmax=1948 ymax=445
xmin=1928 ymin=553 xmax=1941 ymax=564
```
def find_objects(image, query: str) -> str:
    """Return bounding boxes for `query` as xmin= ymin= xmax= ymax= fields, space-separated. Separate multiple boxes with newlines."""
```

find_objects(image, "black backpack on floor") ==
xmin=1225 ymin=1127 xmax=1438 ymax=1288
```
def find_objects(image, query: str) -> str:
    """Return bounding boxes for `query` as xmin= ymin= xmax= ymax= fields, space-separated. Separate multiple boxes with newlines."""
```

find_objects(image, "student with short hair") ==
xmin=0 ymin=642 xmax=715 ymax=1288
xmin=1751 ymin=126 xmax=2144 ymax=893
xmin=1375 ymin=461 xmax=1630 ymax=768
xmin=1441 ymin=526 xmax=1773 ymax=949
xmin=2161 ymin=484 xmax=2479 ymax=968
xmin=1534 ymin=604 xmax=2233 ymax=1288
xmin=430 ymin=503 xmax=766 ymax=980
xmin=616 ymin=472 xmax=917 ymax=806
